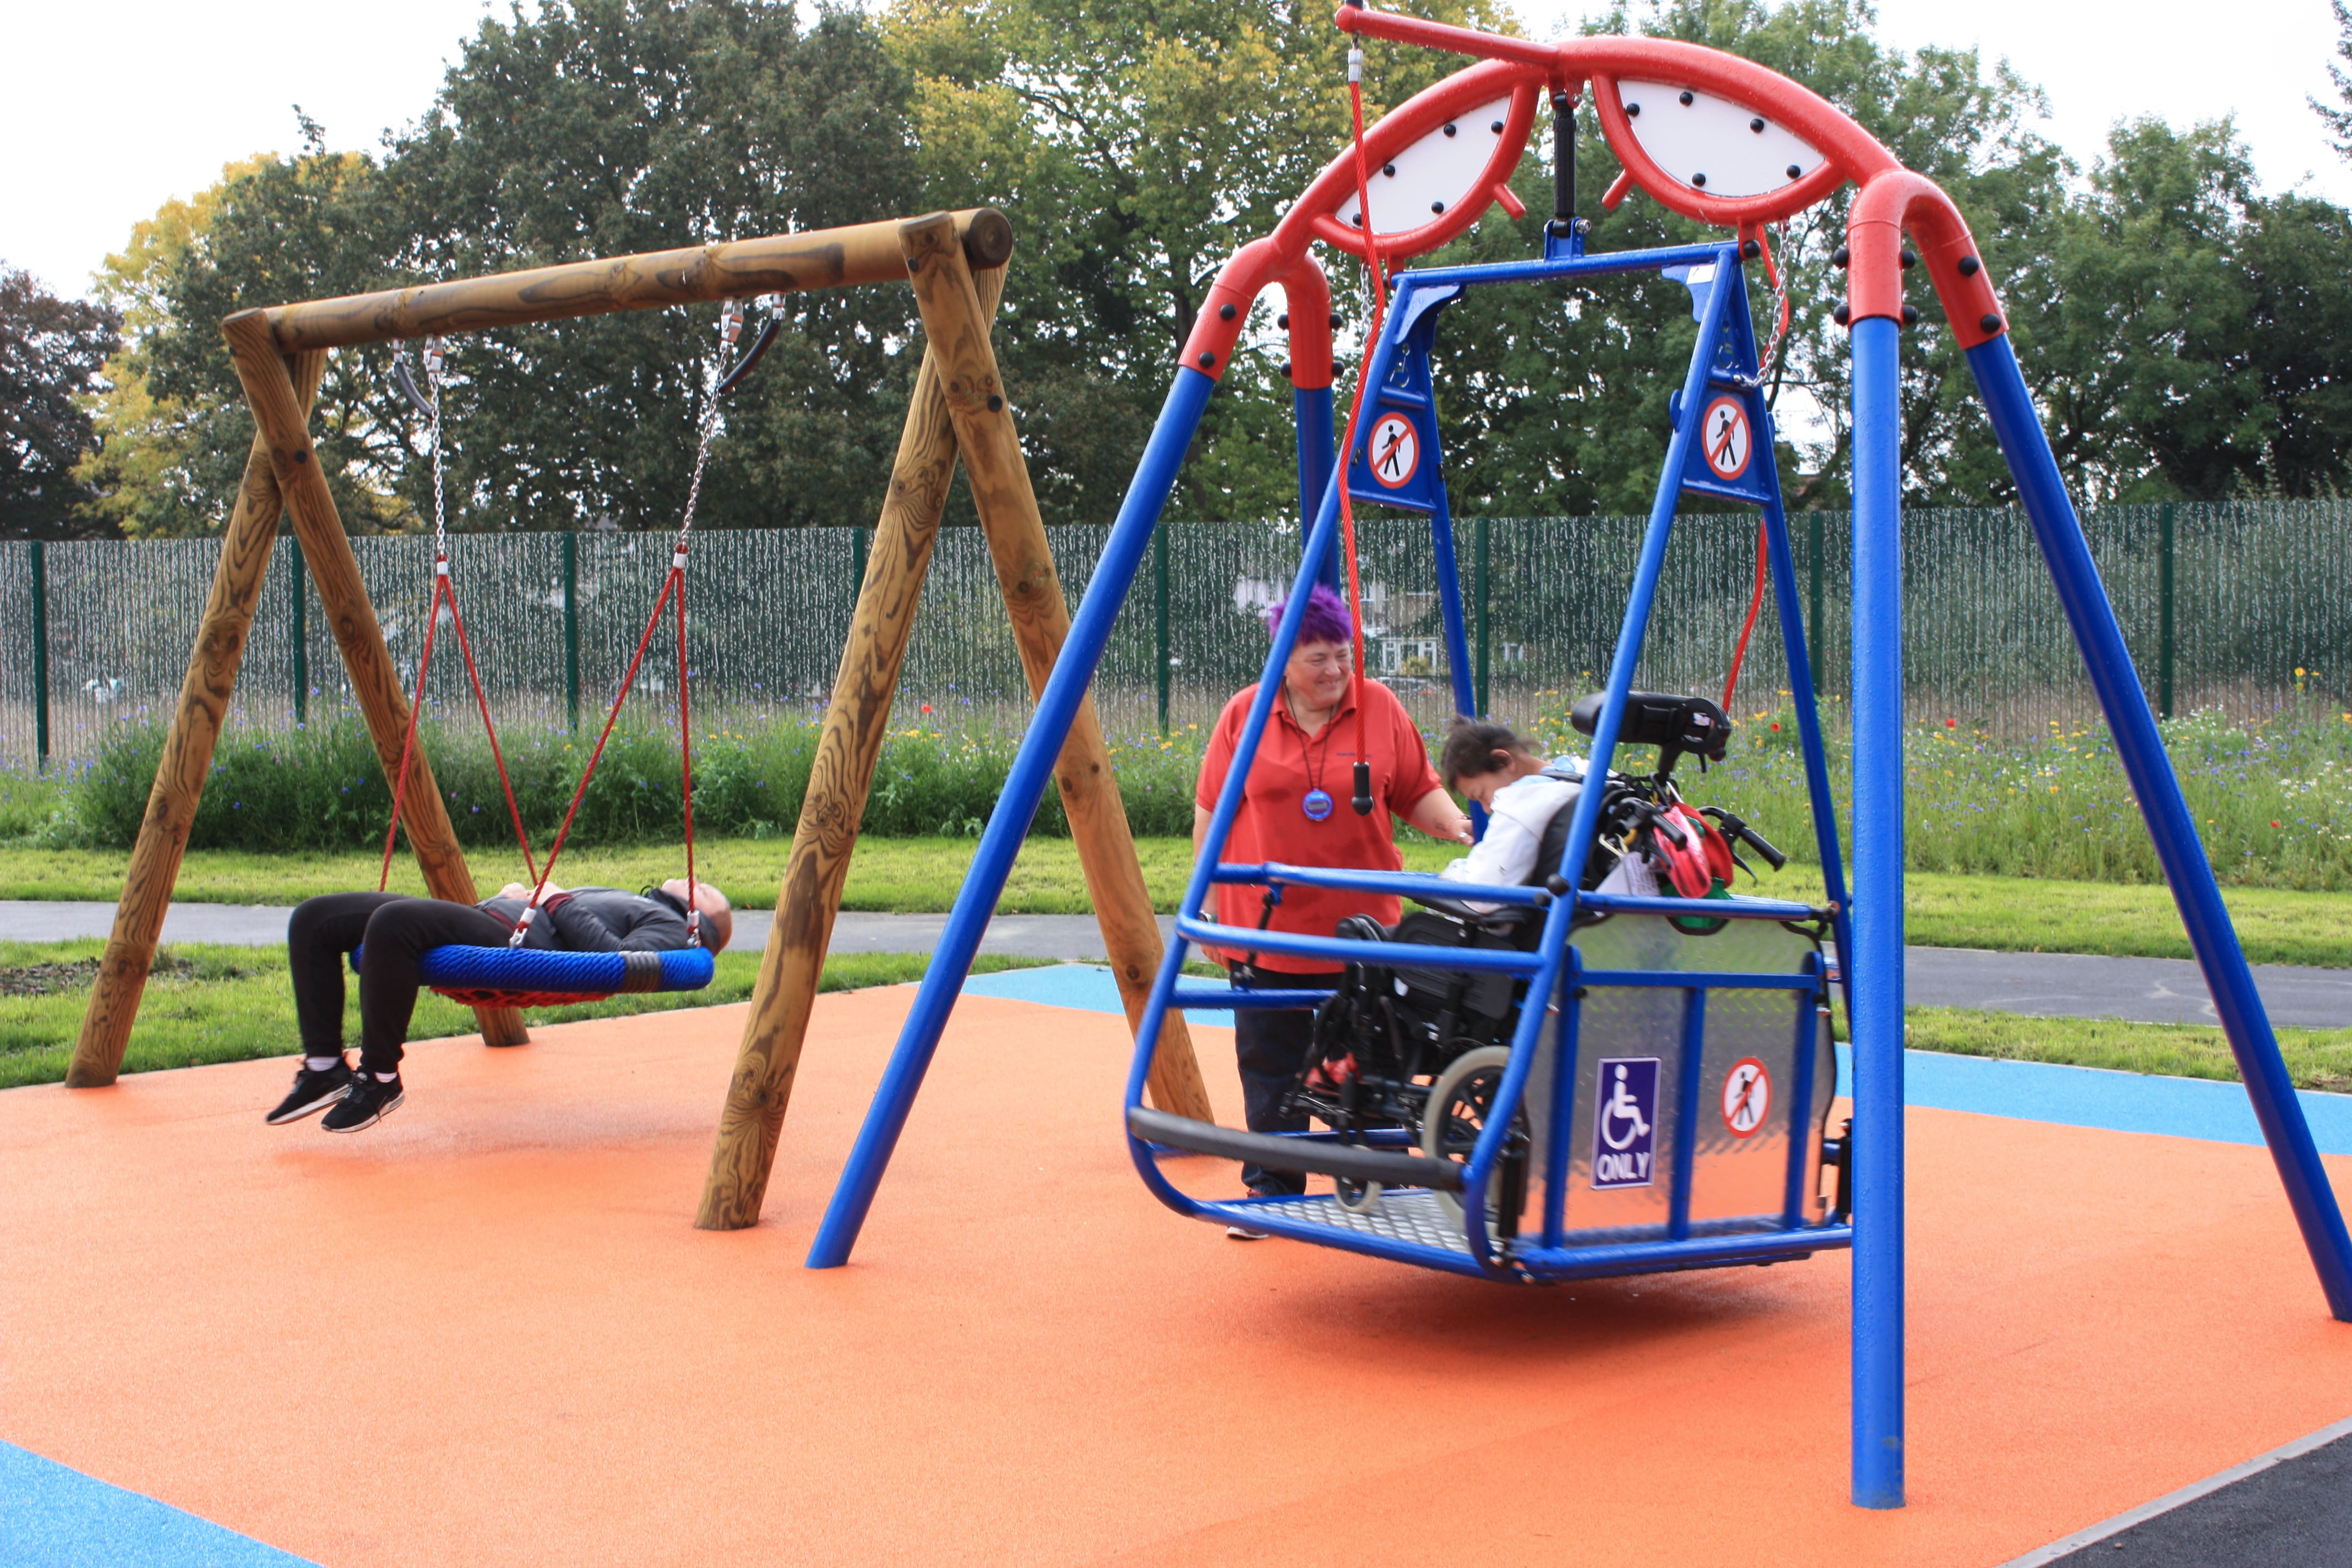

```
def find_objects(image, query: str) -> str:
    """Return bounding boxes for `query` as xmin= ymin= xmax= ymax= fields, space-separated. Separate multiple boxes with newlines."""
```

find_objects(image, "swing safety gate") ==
xmin=809 ymin=4 xmax=2352 ymax=1512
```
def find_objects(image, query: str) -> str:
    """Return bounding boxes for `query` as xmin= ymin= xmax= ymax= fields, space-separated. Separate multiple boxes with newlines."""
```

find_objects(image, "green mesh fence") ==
xmin=3 ymin=500 xmax=2347 ymax=769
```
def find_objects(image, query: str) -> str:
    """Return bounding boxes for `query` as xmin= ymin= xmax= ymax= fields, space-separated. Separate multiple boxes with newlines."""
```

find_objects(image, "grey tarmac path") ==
xmin=2 ymin=900 xmax=2347 ymax=1027
xmin=2016 ymin=1417 xmax=2352 ymax=1567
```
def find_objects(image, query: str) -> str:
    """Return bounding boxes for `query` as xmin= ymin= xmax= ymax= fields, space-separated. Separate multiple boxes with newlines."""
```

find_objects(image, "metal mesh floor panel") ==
xmin=1259 ymin=1190 xmax=1472 ymax=1254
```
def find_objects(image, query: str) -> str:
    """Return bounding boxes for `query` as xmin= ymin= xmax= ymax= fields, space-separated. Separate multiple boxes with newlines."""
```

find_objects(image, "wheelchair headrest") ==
xmin=1569 ymin=690 xmax=1731 ymax=780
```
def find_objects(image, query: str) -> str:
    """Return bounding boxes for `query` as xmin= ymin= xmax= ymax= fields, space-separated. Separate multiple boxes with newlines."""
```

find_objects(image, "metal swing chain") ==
xmin=665 ymin=298 xmax=744 ymax=947
xmin=673 ymin=300 xmax=740 ymax=555
xmin=1758 ymin=224 xmax=1793 ymax=391
xmin=424 ymin=336 xmax=450 ymax=557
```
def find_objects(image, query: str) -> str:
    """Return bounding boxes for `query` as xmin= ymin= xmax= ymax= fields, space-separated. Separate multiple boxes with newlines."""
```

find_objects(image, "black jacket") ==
xmin=477 ymin=886 xmax=694 ymax=952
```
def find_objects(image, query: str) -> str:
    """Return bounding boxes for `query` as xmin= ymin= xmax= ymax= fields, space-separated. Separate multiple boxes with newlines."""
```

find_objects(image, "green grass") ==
xmin=6 ymin=937 xmax=2344 ymax=1097
xmin=0 ymin=940 xmax=1053 ymax=1091
xmin=3 ymin=837 xmax=2345 ymax=968
xmin=1892 ymin=1008 xmax=2352 ymax=1095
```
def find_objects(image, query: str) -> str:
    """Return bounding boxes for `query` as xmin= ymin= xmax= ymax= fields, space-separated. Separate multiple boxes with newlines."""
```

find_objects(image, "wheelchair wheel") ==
xmin=1420 ymin=1046 xmax=1526 ymax=1229
xmin=1335 ymin=1177 xmax=1383 ymax=1214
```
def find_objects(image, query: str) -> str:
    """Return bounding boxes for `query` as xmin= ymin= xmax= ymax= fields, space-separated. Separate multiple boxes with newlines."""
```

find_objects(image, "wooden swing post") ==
xmin=695 ymin=216 xmax=1210 ymax=1232
xmin=895 ymin=215 xmax=1211 ymax=1121
xmin=68 ymin=354 xmax=328 ymax=1085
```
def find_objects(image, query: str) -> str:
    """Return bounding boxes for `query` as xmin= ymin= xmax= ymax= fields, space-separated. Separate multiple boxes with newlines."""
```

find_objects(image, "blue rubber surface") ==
xmin=0 ymin=1441 xmax=319 ymax=1567
xmin=967 ymin=963 xmax=2352 ymax=1154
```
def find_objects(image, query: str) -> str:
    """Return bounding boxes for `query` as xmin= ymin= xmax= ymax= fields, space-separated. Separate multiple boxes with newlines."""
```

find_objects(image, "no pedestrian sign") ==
xmin=1701 ymin=395 xmax=1752 ymax=480
xmin=1365 ymin=412 xmax=1420 ymax=489
xmin=1722 ymin=1057 xmax=1771 ymax=1137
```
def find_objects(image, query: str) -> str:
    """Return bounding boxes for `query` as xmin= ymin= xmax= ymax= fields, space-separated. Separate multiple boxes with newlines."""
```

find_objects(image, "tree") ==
xmin=383 ymin=0 xmax=924 ymax=532
xmin=884 ymin=0 xmax=1518 ymax=525
xmin=0 ymin=267 xmax=122 ymax=538
xmin=79 ymin=142 xmax=400 ymax=538
xmin=80 ymin=2 xmax=925 ymax=538
xmin=2239 ymin=191 xmax=2352 ymax=496
xmin=2029 ymin=119 xmax=2269 ymax=503
xmin=2312 ymin=0 xmax=2352 ymax=164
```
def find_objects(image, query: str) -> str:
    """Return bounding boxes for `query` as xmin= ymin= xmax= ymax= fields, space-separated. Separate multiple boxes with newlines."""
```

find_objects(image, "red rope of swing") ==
xmin=1721 ymin=230 xmax=1794 ymax=716
xmin=377 ymin=559 xmax=541 ymax=908
xmin=509 ymin=550 xmax=693 ymax=946
xmin=671 ymin=549 xmax=699 ymax=943
xmin=1721 ymin=521 xmax=1770 ymax=714
xmin=1337 ymin=53 xmax=1389 ymax=777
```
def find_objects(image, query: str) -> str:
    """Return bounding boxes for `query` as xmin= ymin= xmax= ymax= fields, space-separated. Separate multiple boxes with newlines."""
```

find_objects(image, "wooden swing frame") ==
xmin=68 ymin=209 xmax=1212 ymax=1233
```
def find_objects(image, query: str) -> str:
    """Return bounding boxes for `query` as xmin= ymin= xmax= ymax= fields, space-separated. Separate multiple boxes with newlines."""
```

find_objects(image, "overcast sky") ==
xmin=4 ymin=0 xmax=2345 ymax=301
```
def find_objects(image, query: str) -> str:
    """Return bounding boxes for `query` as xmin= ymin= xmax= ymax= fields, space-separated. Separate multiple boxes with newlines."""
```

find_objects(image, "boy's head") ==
xmin=1440 ymin=717 xmax=1543 ymax=806
xmin=661 ymin=878 xmax=735 ymax=951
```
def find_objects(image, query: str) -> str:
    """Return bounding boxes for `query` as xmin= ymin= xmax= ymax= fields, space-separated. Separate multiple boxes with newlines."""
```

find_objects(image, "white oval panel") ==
xmin=1336 ymin=97 xmax=1517 ymax=237
xmin=1614 ymin=81 xmax=1825 ymax=199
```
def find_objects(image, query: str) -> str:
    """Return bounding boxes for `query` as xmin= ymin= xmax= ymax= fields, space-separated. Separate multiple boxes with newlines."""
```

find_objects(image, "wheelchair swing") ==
xmin=810 ymin=3 xmax=2351 ymax=1510
xmin=1124 ymin=198 xmax=1854 ymax=1285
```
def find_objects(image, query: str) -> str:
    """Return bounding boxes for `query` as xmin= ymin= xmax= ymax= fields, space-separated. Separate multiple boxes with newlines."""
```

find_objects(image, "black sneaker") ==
xmin=320 ymin=1074 xmax=405 ymax=1134
xmin=265 ymin=1059 xmax=355 ymax=1125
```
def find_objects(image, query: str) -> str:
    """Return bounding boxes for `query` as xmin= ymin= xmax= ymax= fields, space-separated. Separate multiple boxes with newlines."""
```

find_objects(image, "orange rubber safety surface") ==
xmin=3 ymin=987 xmax=2349 ymax=1567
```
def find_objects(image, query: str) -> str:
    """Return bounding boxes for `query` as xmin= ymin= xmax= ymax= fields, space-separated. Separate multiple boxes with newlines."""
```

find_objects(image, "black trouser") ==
xmin=288 ymin=893 xmax=512 ymax=1076
xmin=1229 ymin=962 xmax=1346 ymax=1196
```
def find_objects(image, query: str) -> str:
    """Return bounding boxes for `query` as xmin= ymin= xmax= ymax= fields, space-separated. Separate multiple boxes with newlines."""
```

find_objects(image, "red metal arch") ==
xmin=1178 ymin=4 xmax=2008 ymax=384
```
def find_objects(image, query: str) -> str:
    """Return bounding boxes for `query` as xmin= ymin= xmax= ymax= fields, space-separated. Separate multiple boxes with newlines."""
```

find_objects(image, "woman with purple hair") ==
xmin=1194 ymin=582 xmax=1471 ymax=1234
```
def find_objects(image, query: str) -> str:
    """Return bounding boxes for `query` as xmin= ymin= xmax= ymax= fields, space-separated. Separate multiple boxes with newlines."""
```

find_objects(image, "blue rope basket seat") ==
xmin=350 ymin=944 xmax=716 ymax=1009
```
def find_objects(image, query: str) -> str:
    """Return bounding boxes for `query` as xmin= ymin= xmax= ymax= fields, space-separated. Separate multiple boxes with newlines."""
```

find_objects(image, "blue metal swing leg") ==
xmin=1967 ymin=334 xmax=2352 ymax=1322
xmin=1848 ymin=315 xmax=1907 ymax=1509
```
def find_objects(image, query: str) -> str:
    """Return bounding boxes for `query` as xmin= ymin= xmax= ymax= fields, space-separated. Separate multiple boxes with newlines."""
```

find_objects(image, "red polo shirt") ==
xmin=1194 ymin=677 xmax=1444 ymax=973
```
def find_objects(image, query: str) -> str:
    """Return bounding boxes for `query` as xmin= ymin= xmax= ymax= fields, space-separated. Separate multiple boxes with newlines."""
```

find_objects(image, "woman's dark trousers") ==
xmin=287 ymin=893 xmax=512 ymax=1076
xmin=1228 ymin=962 xmax=1345 ymax=1197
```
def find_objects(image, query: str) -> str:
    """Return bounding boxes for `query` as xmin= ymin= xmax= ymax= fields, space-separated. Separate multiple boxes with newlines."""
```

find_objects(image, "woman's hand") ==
xmin=1406 ymin=786 xmax=1474 ymax=845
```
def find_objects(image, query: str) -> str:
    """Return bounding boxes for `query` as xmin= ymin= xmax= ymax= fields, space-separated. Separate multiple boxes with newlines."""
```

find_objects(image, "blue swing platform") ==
xmin=351 ymin=943 xmax=715 ymax=1009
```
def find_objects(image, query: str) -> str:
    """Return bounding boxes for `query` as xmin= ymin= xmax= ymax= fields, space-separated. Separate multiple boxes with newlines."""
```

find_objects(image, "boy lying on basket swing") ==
xmin=263 ymin=879 xmax=733 ymax=1134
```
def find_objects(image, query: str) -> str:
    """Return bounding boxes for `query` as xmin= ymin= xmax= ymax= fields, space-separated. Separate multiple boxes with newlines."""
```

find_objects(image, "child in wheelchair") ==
xmin=1283 ymin=692 xmax=1788 ymax=1167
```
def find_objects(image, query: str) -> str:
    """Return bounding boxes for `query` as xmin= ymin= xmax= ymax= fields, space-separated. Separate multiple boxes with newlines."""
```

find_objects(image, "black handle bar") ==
xmin=1701 ymin=806 xmax=1787 ymax=871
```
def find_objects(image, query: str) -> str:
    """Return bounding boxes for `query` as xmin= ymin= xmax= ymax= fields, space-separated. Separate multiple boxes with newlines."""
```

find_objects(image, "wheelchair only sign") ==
xmin=1722 ymin=1057 xmax=1771 ymax=1137
xmin=1591 ymin=1057 xmax=1660 ymax=1188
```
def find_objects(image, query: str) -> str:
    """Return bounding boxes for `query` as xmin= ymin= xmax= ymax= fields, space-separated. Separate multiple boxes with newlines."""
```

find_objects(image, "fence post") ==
xmin=852 ymin=523 xmax=868 ymax=598
xmin=289 ymin=536 xmax=308 ymax=725
xmin=1809 ymin=510 xmax=1825 ymax=690
xmin=1153 ymin=520 xmax=1170 ymax=734
xmin=1475 ymin=513 xmax=1491 ymax=716
xmin=29 ymin=541 xmax=48 ymax=774
xmin=2158 ymin=500 xmax=2175 ymax=720
xmin=561 ymin=532 xmax=580 ymax=732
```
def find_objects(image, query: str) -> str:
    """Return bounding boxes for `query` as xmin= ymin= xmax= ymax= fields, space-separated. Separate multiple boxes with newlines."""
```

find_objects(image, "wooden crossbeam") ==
xmin=261 ymin=210 xmax=1012 ymax=352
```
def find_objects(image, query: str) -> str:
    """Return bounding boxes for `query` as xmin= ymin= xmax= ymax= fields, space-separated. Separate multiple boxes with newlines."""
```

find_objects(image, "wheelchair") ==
xmin=1251 ymin=691 xmax=1853 ymax=1260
